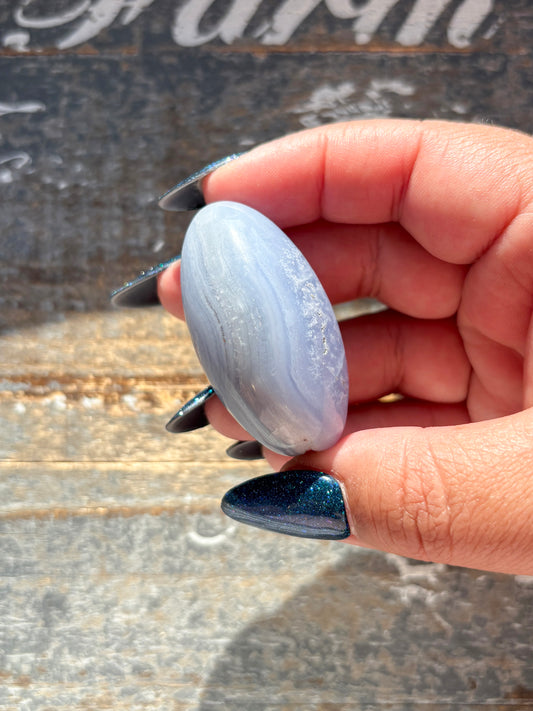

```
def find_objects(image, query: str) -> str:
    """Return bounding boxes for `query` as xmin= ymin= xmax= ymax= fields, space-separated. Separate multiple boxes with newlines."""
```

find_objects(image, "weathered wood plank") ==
xmin=1 ymin=2 xmax=533 ymax=330
xmin=2 ymin=1 xmax=533 ymax=709
xmin=1 ymin=522 xmax=533 ymax=710
xmin=0 ymin=311 xmax=217 ymax=462
xmin=0 ymin=459 xmax=268 ymax=517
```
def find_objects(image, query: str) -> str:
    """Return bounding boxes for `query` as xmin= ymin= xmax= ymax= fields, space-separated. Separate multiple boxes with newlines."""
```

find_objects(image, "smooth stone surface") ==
xmin=181 ymin=201 xmax=348 ymax=456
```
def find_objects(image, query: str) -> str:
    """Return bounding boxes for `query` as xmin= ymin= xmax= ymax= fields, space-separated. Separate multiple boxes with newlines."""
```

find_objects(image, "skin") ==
xmin=159 ymin=119 xmax=533 ymax=575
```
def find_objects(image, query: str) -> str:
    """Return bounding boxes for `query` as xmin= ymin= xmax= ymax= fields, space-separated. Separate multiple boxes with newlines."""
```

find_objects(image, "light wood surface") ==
xmin=2 ymin=1 xmax=533 ymax=708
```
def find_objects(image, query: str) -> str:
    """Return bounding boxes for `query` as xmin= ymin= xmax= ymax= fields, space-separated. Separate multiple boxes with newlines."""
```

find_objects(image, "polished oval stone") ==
xmin=181 ymin=201 xmax=348 ymax=456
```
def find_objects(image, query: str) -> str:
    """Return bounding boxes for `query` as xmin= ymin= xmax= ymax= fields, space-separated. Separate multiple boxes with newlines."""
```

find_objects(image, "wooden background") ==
xmin=2 ymin=1 xmax=533 ymax=708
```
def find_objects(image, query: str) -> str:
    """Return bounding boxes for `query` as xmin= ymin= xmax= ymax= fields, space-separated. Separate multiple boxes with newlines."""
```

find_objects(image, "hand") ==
xmin=158 ymin=119 xmax=533 ymax=574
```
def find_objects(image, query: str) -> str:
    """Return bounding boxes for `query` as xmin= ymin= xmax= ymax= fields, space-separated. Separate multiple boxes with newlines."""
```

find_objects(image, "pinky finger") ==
xmin=345 ymin=398 xmax=470 ymax=432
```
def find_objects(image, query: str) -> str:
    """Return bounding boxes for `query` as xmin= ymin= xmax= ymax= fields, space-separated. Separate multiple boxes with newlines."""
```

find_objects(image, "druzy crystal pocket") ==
xmin=181 ymin=201 xmax=348 ymax=456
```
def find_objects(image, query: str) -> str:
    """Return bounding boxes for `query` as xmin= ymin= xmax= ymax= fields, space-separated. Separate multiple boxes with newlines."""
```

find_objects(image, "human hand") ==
xmin=158 ymin=119 xmax=533 ymax=575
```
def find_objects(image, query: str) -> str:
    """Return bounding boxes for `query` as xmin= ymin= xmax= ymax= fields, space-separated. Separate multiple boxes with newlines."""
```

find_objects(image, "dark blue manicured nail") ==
xmin=221 ymin=470 xmax=350 ymax=540
xmin=158 ymin=153 xmax=244 ymax=212
xmin=166 ymin=386 xmax=215 ymax=433
xmin=226 ymin=440 xmax=264 ymax=461
xmin=110 ymin=255 xmax=181 ymax=308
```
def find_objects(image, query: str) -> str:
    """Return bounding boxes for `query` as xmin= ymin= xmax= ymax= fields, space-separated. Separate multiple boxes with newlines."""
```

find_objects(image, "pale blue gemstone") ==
xmin=181 ymin=201 xmax=349 ymax=456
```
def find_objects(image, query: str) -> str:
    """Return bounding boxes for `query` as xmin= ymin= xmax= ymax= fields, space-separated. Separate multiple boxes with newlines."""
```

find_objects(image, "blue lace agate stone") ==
xmin=181 ymin=201 xmax=348 ymax=456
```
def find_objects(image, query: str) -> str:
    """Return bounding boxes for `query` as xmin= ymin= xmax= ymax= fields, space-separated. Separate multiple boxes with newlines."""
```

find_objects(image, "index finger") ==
xmin=204 ymin=119 xmax=533 ymax=264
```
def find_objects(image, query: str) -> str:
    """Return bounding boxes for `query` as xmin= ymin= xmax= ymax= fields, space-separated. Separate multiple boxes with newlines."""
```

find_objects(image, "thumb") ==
xmin=221 ymin=410 xmax=533 ymax=575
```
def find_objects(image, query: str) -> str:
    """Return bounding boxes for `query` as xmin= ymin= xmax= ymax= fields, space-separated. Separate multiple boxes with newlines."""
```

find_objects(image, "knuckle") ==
xmin=383 ymin=434 xmax=454 ymax=562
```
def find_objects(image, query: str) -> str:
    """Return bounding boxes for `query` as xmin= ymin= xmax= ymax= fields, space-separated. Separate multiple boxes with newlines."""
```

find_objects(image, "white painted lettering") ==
xmin=173 ymin=0 xmax=263 ymax=46
xmin=350 ymin=0 xmax=399 ymax=44
xmin=258 ymin=0 xmax=322 ymax=45
xmin=56 ymin=0 xmax=153 ymax=49
xmin=10 ymin=0 xmax=502 ymax=51
xmin=14 ymin=0 xmax=91 ymax=29
xmin=395 ymin=0 xmax=454 ymax=46
xmin=448 ymin=0 xmax=494 ymax=48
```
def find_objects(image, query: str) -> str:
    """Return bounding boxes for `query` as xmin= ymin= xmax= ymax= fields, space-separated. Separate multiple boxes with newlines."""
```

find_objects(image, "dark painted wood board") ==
xmin=2 ymin=1 xmax=533 ymax=708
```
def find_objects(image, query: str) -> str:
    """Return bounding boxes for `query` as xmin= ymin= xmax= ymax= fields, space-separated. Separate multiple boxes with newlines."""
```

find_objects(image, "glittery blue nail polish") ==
xmin=221 ymin=470 xmax=350 ymax=540
xmin=158 ymin=154 xmax=244 ymax=212
xmin=110 ymin=255 xmax=181 ymax=308
xmin=226 ymin=440 xmax=264 ymax=461
xmin=166 ymin=386 xmax=215 ymax=433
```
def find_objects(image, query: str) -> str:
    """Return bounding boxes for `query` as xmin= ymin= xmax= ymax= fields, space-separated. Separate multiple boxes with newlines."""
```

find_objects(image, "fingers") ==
xmin=159 ymin=120 xmax=533 ymax=575
xmin=287 ymin=221 xmax=465 ymax=319
xmin=162 ymin=293 xmax=471 ymax=410
xmin=341 ymin=312 xmax=470 ymax=404
xmin=205 ymin=120 xmax=533 ymax=263
xmin=204 ymin=395 xmax=250 ymax=441
xmin=344 ymin=399 xmax=470 ymax=431
xmin=164 ymin=283 xmax=472 ymax=442
xmin=158 ymin=260 xmax=183 ymax=320
xmin=288 ymin=409 xmax=533 ymax=574
xmin=157 ymin=220 xmax=466 ymax=321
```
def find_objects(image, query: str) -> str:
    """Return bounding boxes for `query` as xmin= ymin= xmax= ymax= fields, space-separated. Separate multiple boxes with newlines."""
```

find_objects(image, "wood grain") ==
xmin=2 ymin=1 xmax=533 ymax=708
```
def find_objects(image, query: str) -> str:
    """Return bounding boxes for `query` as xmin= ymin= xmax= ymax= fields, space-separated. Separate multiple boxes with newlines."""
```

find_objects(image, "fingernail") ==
xmin=221 ymin=470 xmax=350 ymax=540
xmin=226 ymin=440 xmax=264 ymax=461
xmin=110 ymin=255 xmax=180 ymax=308
xmin=165 ymin=386 xmax=215 ymax=433
xmin=158 ymin=153 xmax=244 ymax=212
